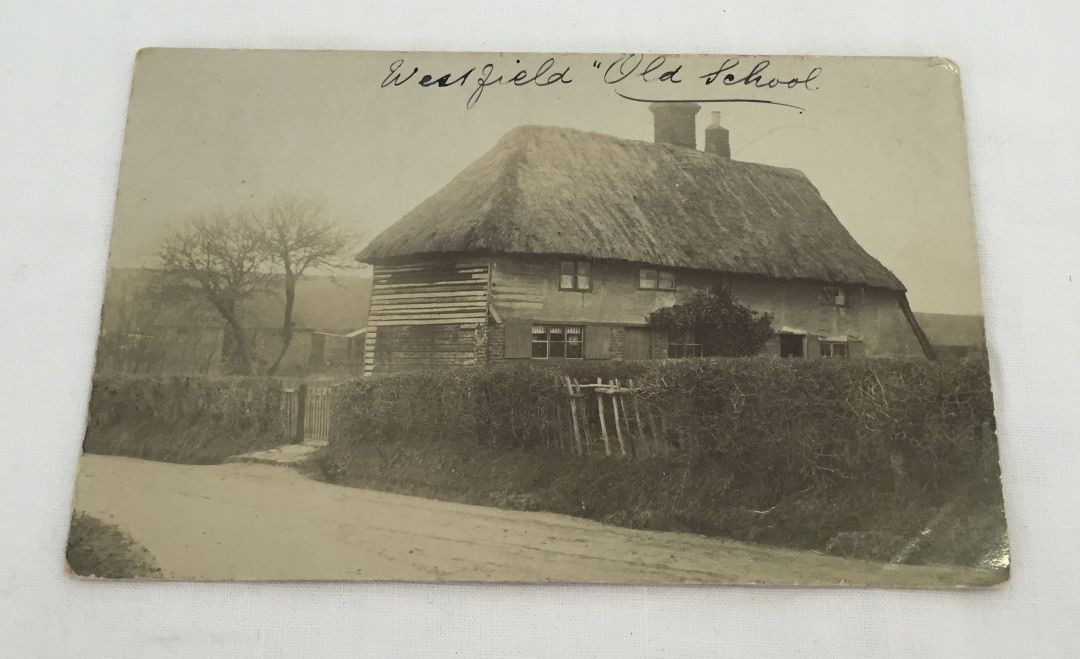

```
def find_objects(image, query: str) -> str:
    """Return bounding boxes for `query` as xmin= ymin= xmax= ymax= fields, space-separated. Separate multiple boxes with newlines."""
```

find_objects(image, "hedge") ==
xmin=83 ymin=374 xmax=287 ymax=464
xmin=328 ymin=358 xmax=998 ymax=491
xmin=322 ymin=358 xmax=1006 ymax=565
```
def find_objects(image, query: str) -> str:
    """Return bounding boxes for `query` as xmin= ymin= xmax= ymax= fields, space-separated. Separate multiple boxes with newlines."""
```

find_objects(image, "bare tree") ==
xmin=155 ymin=209 xmax=272 ymax=375
xmin=255 ymin=197 xmax=358 ymax=375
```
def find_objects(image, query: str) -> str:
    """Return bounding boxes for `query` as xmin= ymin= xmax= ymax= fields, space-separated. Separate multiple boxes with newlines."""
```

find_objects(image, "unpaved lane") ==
xmin=72 ymin=455 xmax=1004 ymax=586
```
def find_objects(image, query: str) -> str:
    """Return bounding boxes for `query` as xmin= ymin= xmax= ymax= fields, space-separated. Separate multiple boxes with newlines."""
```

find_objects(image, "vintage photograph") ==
xmin=68 ymin=49 xmax=1007 ymax=586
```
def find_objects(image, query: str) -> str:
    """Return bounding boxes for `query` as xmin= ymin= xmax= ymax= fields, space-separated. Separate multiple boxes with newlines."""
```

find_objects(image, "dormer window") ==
xmin=639 ymin=268 xmax=676 ymax=290
xmin=559 ymin=260 xmax=591 ymax=291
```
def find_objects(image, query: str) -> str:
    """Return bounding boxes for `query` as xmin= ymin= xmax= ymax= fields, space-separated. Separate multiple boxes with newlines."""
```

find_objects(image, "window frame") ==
xmin=559 ymin=260 xmax=593 ymax=291
xmin=667 ymin=329 xmax=702 ymax=359
xmin=530 ymin=324 xmax=585 ymax=360
xmin=819 ymin=341 xmax=850 ymax=358
xmin=638 ymin=268 xmax=677 ymax=291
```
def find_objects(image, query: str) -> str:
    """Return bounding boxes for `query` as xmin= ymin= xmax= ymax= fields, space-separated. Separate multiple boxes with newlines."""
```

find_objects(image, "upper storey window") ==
xmin=639 ymin=268 xmax=676 ymax=290
xmin=821 ymin=285 xmax=848 ymax=307
xmin=559 ymin=260 xmax=591 ymax=291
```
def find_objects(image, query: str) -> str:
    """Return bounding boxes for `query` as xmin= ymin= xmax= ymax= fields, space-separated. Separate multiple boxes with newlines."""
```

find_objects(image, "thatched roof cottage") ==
xmin=357 ymin=104 xmax=933 ymax=374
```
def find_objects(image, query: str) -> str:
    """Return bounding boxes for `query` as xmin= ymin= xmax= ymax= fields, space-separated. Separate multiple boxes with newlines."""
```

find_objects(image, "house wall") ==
xmin=727 ymin=278 xmax=925 ymax=358
xmin=488 ymin=254 xmax=925 ymax=360
xmin=490 ymin=255 xmax=711 ymax=326
xmin=364 ymin=257 xmax=490 ymax=374
xmin=356 ymin=253 xmax=925 ymax=371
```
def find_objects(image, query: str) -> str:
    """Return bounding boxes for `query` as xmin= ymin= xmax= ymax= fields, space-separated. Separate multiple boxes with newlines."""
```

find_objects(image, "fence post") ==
xmin=612 ymin=378 xmax=627 ymax=457
xmin=564 ymin=376 xmax=583 ymax=455
xmin=596 ymin=376 xmax=611 ymax=456
xmin=295 ymin=383 xmax=308 ymax=443
xmin=629 ymin=378 xmax=646 ymax=458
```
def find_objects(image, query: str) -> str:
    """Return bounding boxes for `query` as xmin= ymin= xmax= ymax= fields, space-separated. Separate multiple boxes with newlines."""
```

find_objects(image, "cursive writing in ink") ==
xmin=381 ymin=57 xmax=573 ymax=109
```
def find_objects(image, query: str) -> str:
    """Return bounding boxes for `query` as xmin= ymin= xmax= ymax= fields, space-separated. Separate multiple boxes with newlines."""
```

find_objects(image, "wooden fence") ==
xmin=558 ymin=376 xmax=667 ymax=459
xmin=280 ymin=383 xmax=332 ymax=444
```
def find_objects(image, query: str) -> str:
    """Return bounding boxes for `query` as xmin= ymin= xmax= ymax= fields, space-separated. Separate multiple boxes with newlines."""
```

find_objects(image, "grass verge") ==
xmin=311 ymin=441 xmax=1008 ymax=569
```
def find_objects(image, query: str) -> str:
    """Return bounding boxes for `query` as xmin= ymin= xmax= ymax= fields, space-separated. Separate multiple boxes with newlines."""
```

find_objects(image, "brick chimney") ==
xmin=649 ymin=102 xmax=700 ymax=149
xmin=704 ymin=112 xmax=731 ymax=158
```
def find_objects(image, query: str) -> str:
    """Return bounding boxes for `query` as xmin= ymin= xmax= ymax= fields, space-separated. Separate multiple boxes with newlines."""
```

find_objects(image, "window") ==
xmin=707 ymin=278 xmax=732 ymax=295
xmin=667 ymin=330 xmax=702 ymax=358
xmin=560 ymin=260 xmax=591 ymax=291
xmin=821 ymin=285 xmax=848 ymax=307
xmin=531 ymin=325 xmax=584 ymax=359
xmin=639 ymin=268 xmax=676 ymax=290
xmin=819 ymin=341 xmax=849 ymax=358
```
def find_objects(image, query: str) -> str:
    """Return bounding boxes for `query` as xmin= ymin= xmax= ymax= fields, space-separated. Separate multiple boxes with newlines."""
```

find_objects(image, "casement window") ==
xmin=667 ymin=330 xmax=702 ymax=358
xmin=559 ymin=260 xmax=592 ymax=291
xmin=819 ymin=341 xmax=849 ymax=358
xmin=531 ymin=324 xmax=584 ymax=359
xmin=639 ymin=268 xmax=676 ymax=290
xmin=821 ymin=285 xmax=848 ymax=307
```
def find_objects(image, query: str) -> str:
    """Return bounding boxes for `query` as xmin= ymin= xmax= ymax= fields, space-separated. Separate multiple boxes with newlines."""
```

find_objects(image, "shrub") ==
xmin=66 ymin=512 xmax=162 ymax=579
xmin=647 ymin=288 xmax=773 ymax=356
xmin=83 ymin=374 xmax=287 ymax=464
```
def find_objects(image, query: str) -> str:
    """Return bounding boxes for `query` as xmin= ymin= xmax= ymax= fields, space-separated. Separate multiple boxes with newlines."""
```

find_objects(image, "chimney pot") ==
xmin=649 ymin=102 xmax=700 ymax=149
xmin=704 ymin=112 xmax=731 ymax=158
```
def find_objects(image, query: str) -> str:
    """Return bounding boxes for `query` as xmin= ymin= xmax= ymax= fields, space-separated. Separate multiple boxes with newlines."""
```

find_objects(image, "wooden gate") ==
xmin=303 ymin=385 xmax=332 ymax=444
xmin=280 ymin=383 xmax=332 ymax=444
xmin=559 ymin=376 xmax=657 ymax=459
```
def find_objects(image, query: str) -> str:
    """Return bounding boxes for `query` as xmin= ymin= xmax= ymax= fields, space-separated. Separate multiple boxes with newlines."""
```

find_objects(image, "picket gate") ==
xmin=280 ymin=383 xmax=332 ymax=444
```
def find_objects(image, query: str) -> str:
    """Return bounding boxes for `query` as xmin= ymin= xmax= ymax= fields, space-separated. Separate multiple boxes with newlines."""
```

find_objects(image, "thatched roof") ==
xmin=358 ymin=126 xmax=905 ymax=290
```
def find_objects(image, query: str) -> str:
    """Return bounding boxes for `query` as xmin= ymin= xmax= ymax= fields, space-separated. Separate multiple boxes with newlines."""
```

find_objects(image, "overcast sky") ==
xmin=109 ymin=50 xmax=985 ymax=315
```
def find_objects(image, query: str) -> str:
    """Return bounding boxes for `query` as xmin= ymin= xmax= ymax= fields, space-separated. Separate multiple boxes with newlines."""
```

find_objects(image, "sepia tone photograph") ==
xmin=67 ymin=49 xmax=1008 ymax=586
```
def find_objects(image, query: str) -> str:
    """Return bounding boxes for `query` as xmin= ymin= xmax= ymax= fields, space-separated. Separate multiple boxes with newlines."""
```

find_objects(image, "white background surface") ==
xmin=1 ymin=1 xmax=1078 ymax=656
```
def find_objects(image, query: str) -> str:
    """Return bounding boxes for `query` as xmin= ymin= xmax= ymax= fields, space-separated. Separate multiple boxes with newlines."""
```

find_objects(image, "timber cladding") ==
xmin=364 ymin=258 xmax=490 ymax=373
xmin=368 ymin=324 xmax=482 ymax=374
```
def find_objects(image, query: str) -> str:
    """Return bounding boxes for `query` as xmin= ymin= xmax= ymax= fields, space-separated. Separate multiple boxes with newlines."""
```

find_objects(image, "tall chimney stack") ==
xmin=649 ymin=102 xmax=700 ymax=149
xmin=704 ymin=112 xmax=731 ymax=158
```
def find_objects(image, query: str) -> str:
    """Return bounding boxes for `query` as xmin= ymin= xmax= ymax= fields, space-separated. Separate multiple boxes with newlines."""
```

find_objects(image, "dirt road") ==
xmin=71 ymin=455 xmax=1003 ymax=586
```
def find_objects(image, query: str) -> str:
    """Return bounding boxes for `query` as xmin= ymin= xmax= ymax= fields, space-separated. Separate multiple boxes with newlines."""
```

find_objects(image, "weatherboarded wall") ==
xmin=364 ymin=257 xmax=490 ymax=374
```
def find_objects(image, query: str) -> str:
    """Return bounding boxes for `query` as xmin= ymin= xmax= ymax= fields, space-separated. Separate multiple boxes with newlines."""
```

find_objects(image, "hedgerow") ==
xmin=322 ymin=358 xmax=1005 ymax=565
xmin=83 ymin=374 xmax=286 ymax=464
xmin=328 ymin=358 xmax=998 ymax=491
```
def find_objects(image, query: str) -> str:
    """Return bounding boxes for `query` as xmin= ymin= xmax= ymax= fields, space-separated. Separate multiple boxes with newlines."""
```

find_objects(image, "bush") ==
xmin=321 ymin=357 xmax=1005 ymax=566
xmin=66 ymin=512 xmax=162 ymax=579
xmin=647 ymin=288 xmax=773 ymax=356
xmin=83 ymin=374 xmax=287 ymax=464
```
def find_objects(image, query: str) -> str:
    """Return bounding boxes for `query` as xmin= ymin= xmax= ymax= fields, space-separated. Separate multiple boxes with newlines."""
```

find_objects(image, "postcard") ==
xmin=68 ymin=50 xmax=1007 ymax=586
